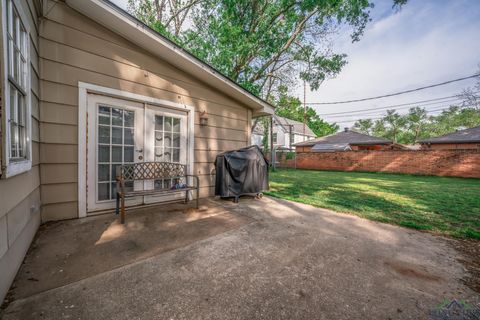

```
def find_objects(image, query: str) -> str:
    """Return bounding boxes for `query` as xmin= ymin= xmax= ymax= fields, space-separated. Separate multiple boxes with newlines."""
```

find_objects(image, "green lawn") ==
xmin=266 ymin=169 xmax=480 ymax=239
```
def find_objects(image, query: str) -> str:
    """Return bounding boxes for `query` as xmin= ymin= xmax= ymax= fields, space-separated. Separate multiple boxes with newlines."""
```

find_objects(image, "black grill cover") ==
xmin=215 ymin=145 xmax=269 ymax=198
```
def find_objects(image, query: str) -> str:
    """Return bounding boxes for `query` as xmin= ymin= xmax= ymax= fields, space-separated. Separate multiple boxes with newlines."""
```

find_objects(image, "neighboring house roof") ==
xmin=311 ymin=143 xmax=352 ymax=152
xmin=66 ymin=0 xmax=274 ymax=116
xmin=275 ymin=116 xmax=316 ymax=137
xmin=252 ymin=115 xmax=316 ymax=137
xmin=418 ymin=126 xmax=480 ymax=144
xmin=397 ymin=144 xmax=422 ymax=150
xmin=294 ymin=129 xmax=392 ymax=147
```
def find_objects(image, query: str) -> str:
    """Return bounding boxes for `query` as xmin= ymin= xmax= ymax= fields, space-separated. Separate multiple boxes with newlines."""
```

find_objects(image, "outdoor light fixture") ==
xmin=200 ymin=110 xmax=208 ymax=126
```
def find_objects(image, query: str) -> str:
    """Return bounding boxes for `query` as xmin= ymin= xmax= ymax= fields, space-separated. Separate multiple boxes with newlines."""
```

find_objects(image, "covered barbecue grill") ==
xmin=214 ymin=145 xmax=269 ymax=202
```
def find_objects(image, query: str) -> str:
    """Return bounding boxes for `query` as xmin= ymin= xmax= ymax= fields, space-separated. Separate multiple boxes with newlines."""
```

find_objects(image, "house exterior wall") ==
xmin=421 ymin=143 xmax=480 ymax=150
xmin=292 ymin=133 xmax=315 ymax=145
xmin=0 ymin=0 xmax=41 ymax=304
xmin=252 ymin=133 xmax=263 ymax=146
xmin=273 ymin=126 xmax=287 ymax=147
xmin=38 ymin=0 xmax=252 ymax=221
xmin=290 ymin=150 xmax=480 ymax=178
xmin=254 ymin=127 xmax=315 ymax=149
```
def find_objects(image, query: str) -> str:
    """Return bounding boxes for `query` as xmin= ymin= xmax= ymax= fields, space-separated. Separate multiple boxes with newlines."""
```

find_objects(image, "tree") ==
xmin=383 ymin=109 xmax=406 ymax=142
xmin=458 ymin=66 xmax=480 ymax=109
xmin=404 ymin=107 xmax=429 ymax=142
xmin=128 ymin=0 xmax=407 ymax=140
xmin=128 ymin=0 xmax=203 ymax=37
xmin=372 ymin=119 xmax=387 ymax=138
xmin=354 ymin=106 xmax=480 ymax=144
xmin=353 ymin=119 xmax=374 ymax=135
xmin=129 ymin=0 xmax=407 ymax=99
xmin=274 ymin=86 xmax=338 ymax=137
xmin=430 ymin=106 xmax=480 ymax=136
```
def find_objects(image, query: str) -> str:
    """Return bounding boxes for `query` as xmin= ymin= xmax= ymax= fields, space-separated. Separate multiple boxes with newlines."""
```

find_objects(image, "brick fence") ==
xmin=277 ymin=150 xmax=480 ymax=178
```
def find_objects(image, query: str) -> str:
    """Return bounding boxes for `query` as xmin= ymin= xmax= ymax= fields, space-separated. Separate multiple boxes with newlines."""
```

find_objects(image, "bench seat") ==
xmin=122 ymin=186 xmax=198 ymax=198
xmin=115 ymin=162 xmax=199 ymax=223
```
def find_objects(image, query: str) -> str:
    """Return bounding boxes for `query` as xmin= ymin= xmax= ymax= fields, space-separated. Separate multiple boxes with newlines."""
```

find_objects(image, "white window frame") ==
xmin=1 ymin=0 xmax=32 ymax=178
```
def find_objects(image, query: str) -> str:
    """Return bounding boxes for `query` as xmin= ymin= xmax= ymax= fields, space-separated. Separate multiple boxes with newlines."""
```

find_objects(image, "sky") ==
xmin=300 ymin=0 xmax=480 ymax=128
xmin=112 ymin=0 xmax=480 ymax=128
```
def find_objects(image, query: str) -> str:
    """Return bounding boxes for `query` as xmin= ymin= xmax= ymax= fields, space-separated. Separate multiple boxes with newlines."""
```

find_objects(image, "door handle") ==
xmin=136 ymin=149 xmax=143 ymax=153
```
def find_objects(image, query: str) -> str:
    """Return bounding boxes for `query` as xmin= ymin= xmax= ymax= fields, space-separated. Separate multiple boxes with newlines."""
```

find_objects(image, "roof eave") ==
xmin=349 ymin=142 xmax=391 ymax=146
xmin=66 ymin=0 xmax=274 ymax=116
xmin=419 ymin=140 xmax=480 ymax=144
xmin=295 ymin=141 xmax=391 ymax=147
xmin=293 ymin=142 xmax=316 ymax=147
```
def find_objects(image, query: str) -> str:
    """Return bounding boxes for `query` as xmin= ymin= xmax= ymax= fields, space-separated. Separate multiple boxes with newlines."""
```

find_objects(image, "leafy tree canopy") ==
xmin=274 ymin=86 xmax=338 ymax=137
xmin=129 ymin=0 xmax=406 ymax=99
xmin=354 ymin=106 xmax=480 ymax=144
xmin=128 ymin=0 xmax=407 ymax=148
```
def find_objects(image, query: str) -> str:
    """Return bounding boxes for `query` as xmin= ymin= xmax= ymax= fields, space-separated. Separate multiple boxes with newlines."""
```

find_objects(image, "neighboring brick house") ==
xmin=419 ymin=126 xmax=480 ymax=150
xmin=252 ymin=115 xmax=316 ymax=149
xmin=294 ymin=128 xmax=394 ymax=152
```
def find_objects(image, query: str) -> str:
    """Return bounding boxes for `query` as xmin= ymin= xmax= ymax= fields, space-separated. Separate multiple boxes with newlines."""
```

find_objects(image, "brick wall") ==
xmin=283 ymin=150 xmax=480 ymax=178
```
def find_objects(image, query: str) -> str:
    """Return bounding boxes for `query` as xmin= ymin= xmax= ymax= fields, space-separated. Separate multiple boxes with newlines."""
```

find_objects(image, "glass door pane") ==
xmin=87 ymin=94 xmax=145 ymax=213
xmin=97 ymin=105 xmax=136 ymax=201
xmin=153 ymin=115 xmax=183 ymax=189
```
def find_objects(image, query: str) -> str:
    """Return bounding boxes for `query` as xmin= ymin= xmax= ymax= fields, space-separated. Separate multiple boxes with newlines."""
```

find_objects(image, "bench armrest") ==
xmin=116 ymin=176 xmax=125 ymax=196
xmin=185 ymin=174 xmax=200 ymax=188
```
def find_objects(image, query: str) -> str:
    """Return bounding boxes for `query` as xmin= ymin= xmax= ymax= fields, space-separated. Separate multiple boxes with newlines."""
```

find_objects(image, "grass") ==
xmin=265 ymin=169 xmax=480 ymax=239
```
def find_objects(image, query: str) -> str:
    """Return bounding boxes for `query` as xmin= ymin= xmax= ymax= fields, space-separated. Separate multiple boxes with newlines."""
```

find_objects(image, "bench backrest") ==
xmin=116 ymin=162 xmax=187 ymax=181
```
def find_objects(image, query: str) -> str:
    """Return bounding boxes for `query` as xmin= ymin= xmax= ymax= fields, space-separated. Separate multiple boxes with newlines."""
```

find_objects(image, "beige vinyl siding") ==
xmin=39 ymin=0 xmax=252 ymax=220
xmin=0 ymin=0 xmax=41 ymax=303
xmin=0 ymin=189 xmax=40 ymax=303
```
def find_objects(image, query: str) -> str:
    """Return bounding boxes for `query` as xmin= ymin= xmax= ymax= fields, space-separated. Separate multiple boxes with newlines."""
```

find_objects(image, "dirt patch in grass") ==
xmin=449 ymin=238 xmax=480 ymax=293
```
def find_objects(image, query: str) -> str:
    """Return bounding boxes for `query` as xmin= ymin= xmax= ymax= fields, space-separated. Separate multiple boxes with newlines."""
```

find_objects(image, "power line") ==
xmin=329 ymin=107 xmax=446 ymax=122
xmin=323 ymin=98 xmax=467 ymax=119
xmin=316 ymin=91 xmax=480 ymax=116
xmin=307 ymin=74 xmax=479 ymax=105
xmin=326 ymin=105 xmax=451 ymax=121
xmin=331 ymin=104 xmax=477 ymax=124
xmin=320 ymin=97 xmax=462 ymax=118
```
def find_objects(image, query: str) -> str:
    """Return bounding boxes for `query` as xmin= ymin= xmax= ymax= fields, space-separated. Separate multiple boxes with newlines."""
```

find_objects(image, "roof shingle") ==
xmin=275 ymin=116 xmax=316 ymax=137
xmin=294 ymin=129 xmax=392 ymax=147
xmin=252 ymin=115 xmax=316 ymax=137
xmin=418 ymin=126 xmax=480 ymax=144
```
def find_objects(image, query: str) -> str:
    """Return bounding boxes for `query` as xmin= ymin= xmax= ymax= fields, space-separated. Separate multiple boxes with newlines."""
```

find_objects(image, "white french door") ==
xmin=143 ymin=106 xmax=188 ymax=204
xmin=86 ymin=94 xmax=188 ymax=213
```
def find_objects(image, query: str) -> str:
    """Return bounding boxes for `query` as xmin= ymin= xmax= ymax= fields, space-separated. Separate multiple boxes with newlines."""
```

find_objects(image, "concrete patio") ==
xmin=1 ymin=196 xmax=479 ymax=319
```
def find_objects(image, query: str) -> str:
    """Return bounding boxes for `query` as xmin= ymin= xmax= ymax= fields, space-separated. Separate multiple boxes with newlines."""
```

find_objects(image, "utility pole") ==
xmin=303 ymin=80 xmax=306 ymax=142
xmin=289 ymin=125 xmax=293 ymax=149
xmin=270 ymin=115 xmax=274 ymax=171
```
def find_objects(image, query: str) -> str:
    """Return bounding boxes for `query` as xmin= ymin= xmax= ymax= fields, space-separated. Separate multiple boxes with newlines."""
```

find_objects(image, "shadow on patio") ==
xmin=5 ymin=199 xmax=254 ymax=303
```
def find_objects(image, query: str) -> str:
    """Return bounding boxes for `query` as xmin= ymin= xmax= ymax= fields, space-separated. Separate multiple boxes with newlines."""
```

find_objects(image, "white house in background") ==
xmin=252 ymin=115 xmax=316 ymax=149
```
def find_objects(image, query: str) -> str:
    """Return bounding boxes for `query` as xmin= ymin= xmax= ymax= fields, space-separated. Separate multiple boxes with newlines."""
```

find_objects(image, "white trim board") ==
xmin=77 ymin=82 xmax=195 ymax=218
xmin=1 ymin=0 xmax=33 ymax=178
